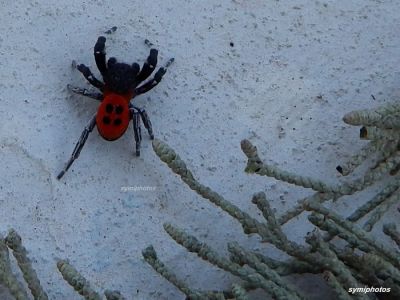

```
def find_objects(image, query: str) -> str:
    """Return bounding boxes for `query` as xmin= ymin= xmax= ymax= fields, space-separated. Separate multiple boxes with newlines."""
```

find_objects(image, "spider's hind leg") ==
xmin=130 ymin=109 xmax=142 ymax=156
xmin=57 ymin=114 xmax=96 ymax=180
xmin=131 ymin=105 xmax=154 ymax=139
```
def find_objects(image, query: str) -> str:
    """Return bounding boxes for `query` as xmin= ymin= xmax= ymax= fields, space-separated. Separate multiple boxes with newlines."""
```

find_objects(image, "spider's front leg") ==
xmin=76 ymin=64 xmax=104 ymax=90
xmin=94 ymin=36 xmax=107 ymax=76
xmin=135 ymin=57 xmax=174 ymax=95
xmin=57 ymin=114 xmax=96 ymax=180
xmin=136 ymin=48 xmax=158 ymax=84
xmin=73 ymin=36 xmax=107 ymax=90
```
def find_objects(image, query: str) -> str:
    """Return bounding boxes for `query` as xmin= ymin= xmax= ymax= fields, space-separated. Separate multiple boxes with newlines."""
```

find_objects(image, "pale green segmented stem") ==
xmin=5 ymin=230 xmax=48 ymax=300
xmin=57 ymin=260 xmax=102 ymax=300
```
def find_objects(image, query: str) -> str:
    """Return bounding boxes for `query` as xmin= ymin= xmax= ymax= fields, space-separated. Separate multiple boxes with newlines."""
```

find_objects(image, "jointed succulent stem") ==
xmin=152 ymin=139 xmax=270 ymax=237
xmin=142 ymin=245 xmax=204 ymax=299
xmin=147 ymin=100 xmax=400 ymax=299
xmin=343 ymin=102 xmax=400 ymax=128
xmin=305 ymin=233 xmax=366 ymax=299
xmin=241 ymin=139 xmax=337 ymax=193
xmin=322 ymin=271 xmax=352 ymax=300
xmin=305 ymin=201 xmax=400 ymax=267
xmin=383 ymin=223 xmax=400 ymax=248
xmin=57 ymin=260 xmax=102 ymax=300
xmin=0 ymin=234 xmax=28 ymax=300
xmin=150 ymin=135 xmax=400 ymax=299
xmin=163 ymin=223 xmax=302 ymax=300
xmin=5 ymin=229 xmax=48 ymax=300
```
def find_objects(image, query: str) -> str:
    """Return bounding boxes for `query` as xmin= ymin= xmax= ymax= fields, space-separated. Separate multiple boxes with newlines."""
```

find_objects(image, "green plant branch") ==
xmin=305 ymin=233 xmax=366 ymax=300
xmin=142 ymin=245 xmax=204 ymax=299
xmin=343 ymin=102 xmax=400 ymax=128
xmin=241 ymin=139 xmax=398 ymax=196
xmin=104 ymin=290 xmax=126 ymax=300
xmin=152 ymin=139 xmax=272 ymax=238
xmin=306 ymin=209 xmax=400 ymax=270
xmin=0 ymin=234 xmax=28 ymax=300
xmin=251 ymin=192 xmax=288 ymax=243
xmin=322 ymin=271 xmax=353 ymax=300
xmin=163 ymin=223 xmax=301 ymax=300
xmin=363 ymin=187 xmax=400 ymax=231
xmin=383 ymin=223 xmax=400 ymax=247
xmin=336 ymin=140 xmax=379 ymax=176
xmin=277 ymin=192 xmax=333 ymax=225
xmin=241 ymin=139 xmax=337 ymax=193
xmin=231 ymin=283 xmax=249 ymax=300
xmin=5 ymin=229 xmax=48 ymax=300
xmin=57 ymin=260 xmax=102 ymax=300
xmin=347 ymin=183 xmax=400 ymax=222
xmin=227 ymin=241 xmax=304 ymax=299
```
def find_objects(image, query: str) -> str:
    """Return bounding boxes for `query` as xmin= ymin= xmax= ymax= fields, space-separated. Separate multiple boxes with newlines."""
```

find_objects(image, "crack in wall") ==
xmin=0 ymin=138 xmax=59 ymax=251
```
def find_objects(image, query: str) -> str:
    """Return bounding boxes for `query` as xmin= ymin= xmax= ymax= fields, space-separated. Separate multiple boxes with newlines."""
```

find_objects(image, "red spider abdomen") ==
xmin=96 ymin=94 xmax=131 ymax=141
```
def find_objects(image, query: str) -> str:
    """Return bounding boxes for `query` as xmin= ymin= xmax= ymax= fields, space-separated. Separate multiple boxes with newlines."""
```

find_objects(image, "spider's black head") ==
xmin=105 ymin=58 xmax=140 ymax=94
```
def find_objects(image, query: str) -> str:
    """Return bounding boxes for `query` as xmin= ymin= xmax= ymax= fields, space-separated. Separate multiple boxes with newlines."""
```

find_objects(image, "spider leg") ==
xmin=135 ymin=58 xmax=174 ymax=95
xmin=57 ymin=114 xmax=97 ymax=180
xmin=136 ymin=48 xmax=158 ymax=84
xmin=67 ymin=84 xmax=103 ymax=101
xmin=94 ymin=36 xmax=107 ymax=76
xmin=130 ymin=105 xmax=154 ymax=139
xmin=130 ymin=109 xmax=142 ymax=156
xmin=144 ymin=39 xmax=154 ymax=48
xmin=76 ymin=64 xmax=104 ymax=90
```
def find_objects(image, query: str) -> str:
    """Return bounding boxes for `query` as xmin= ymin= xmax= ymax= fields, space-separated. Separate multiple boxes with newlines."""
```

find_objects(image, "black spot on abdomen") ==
xmin=106 ymin=104 xmax=113 ymax=113
xmin=115 ymin=105 xmax=123 ymax=114
xmin=103 ymin=116 xmax=111 ymax=124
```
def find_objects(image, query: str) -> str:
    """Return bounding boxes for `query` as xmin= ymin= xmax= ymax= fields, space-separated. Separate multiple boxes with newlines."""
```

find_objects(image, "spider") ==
xmin=57 ymin=36 xmax=173 ymax=180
